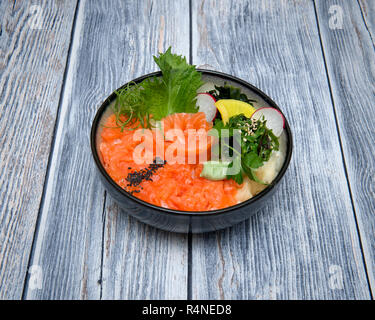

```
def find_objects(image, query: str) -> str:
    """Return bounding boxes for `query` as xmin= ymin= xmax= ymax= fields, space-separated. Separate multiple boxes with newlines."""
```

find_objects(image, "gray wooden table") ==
xmin=0 ymin=0 xmax=374 ymax=300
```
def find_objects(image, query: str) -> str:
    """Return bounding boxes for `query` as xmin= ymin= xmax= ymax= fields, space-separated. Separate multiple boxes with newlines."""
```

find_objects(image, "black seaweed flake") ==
xmin=125 ymin=157 xmax=166 ymax=194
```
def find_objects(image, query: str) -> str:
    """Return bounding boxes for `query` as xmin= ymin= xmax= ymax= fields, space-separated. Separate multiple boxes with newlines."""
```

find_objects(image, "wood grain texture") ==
xmin=102 ymin=202 xmax=188 ymax=299
xmin=23 ymin=0 xmax=103 ymax=300
xmin=100 ymin=0 xmax=190 ymax=300
xmin=191 ymin=0 xmax=370 ymax=299
xmin=0 ymin=0 xmax=77 ymax=299
xmin=24 ymin=0 xmax=190 ymax=299
xmin=315 ymin=0 xmax=375 ymax=296
xmin=358 ymin=0 xmax=375 ymax=44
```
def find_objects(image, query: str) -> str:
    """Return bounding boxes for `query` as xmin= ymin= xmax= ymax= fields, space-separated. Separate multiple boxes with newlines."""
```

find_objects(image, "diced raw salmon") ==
xmin=100 ymin=112 xmax=238 ymax=211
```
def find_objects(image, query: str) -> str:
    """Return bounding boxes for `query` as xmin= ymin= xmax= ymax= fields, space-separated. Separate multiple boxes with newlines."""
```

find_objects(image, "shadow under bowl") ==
xmin=90 ymin=69 xmax=293 ymax=233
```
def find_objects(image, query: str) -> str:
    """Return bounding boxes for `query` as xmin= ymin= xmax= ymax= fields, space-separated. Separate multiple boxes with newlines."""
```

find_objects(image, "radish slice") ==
xmin=251 ymin=107 xmax=285 ymax=136
xmin=197 ymin=82 xmax=218 ymax=95
xmin=196 ymin=93 xmax=217 ymax=122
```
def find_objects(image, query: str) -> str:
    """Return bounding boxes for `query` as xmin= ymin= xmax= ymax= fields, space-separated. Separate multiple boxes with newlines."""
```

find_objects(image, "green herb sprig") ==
xmin=211 ymin=114 xmax=279 ymax=184
xmin=113 ymin=82 xmax=152 ymax=130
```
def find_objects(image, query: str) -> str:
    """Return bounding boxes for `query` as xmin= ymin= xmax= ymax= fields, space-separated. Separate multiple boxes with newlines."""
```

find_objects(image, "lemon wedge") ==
xmin=215 ymin=99 xmax=256 ymax=124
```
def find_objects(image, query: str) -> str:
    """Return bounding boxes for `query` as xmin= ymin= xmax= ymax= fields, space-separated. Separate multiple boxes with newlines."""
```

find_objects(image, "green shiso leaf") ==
xmin=113 ymin=47 xmax=203 ymax=129
xmin=148 ymin=47 xmax=203 ymax=119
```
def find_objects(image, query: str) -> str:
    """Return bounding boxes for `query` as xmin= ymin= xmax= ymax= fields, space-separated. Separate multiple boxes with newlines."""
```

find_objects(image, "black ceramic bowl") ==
xmin=90 ymin=70 xmax=293 ymax=233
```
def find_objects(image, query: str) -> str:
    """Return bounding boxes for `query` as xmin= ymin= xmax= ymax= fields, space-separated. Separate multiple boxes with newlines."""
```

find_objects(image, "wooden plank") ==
xmin=102 ymin=203 xmax=188 ymax=299
xmin=191 ymin=0 xmax=370 ymax=299
xmin=100 ymin=0 xmax=190 ymax=300
xmin=0 ymin=0 xmax=77 ymax=299
xmin=24 ymin=0 xmax=190 ymax=299
xmin=358 ymin=0 xmax=375 ymax=43
xmin=315 ymin=0 xmax=375 ymax=296
xmin=22 ymin=0 xmax=103 ymax=299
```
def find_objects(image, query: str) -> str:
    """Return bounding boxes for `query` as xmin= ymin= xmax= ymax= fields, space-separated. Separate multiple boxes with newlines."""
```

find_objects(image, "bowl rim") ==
xmin=90 ymin=69 xmax=293 ymax=216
